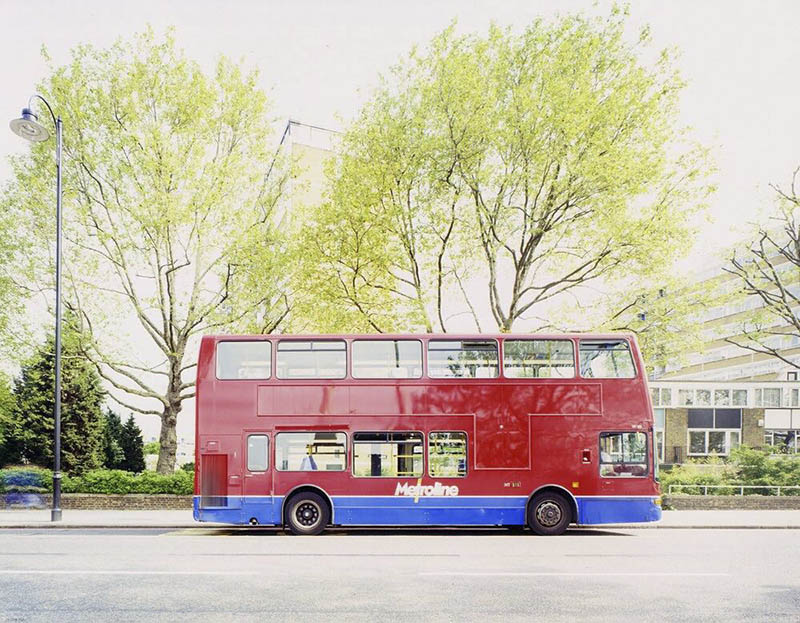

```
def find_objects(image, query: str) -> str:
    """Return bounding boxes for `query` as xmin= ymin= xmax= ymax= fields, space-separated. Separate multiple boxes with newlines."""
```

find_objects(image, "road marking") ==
xmin=0 ymin=570 xmax=258 ymax=576
xmin=419 ymin=572 xmax=730 ymax=577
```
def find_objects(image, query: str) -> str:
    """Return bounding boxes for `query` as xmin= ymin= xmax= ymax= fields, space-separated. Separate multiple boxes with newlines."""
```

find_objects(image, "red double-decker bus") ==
xmin=193 ymin=334 xmax=661 ymax=535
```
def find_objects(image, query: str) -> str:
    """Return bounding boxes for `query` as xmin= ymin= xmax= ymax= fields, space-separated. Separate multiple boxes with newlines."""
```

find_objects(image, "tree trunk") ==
xmin=155 ymin=403 xmax=181 ymax=473
xmin=155 ymin=350 xmax=186 ymax=474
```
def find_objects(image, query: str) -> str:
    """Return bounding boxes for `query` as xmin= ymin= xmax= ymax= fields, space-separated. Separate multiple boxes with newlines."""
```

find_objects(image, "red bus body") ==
xmin=193 ymin=334 xmax=661 ymax=530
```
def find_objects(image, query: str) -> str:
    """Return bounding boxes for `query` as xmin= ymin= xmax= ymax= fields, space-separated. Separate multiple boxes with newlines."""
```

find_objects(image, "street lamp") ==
xmin=9 ymin=95 xmax=64 ymax=522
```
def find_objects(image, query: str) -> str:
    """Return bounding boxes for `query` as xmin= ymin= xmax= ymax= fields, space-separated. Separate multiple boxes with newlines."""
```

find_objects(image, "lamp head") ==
xmin=10 ymin=107 xmax=50 ymax=142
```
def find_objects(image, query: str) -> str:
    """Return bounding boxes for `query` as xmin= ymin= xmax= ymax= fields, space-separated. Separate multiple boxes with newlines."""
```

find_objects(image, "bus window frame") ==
xmin=275 ymin=339 xmax=348 ymax=381
xmin=215 ymin=339 xmax=273 ymax=381
xmin=350 ymin=338 xmax=424 ymax=380
xmin=427 ymin=430 xmax=469 ymax=479
xmin=578 ymin=339 xmax=638 ymax=380
xmin=426 ymin=338 xmax=501 ymax=380
xmin=500 ymin=338 xmax=577 ymax=380
xmin=274 ymin=431 xmax=348 ymax=472
xmin=351 ymin=430 xmax=425 ymax=479
xmin=245 ymin=433 xmax=270 ymax=473
xmin=598 ymin=430 xmax=649 ymax=478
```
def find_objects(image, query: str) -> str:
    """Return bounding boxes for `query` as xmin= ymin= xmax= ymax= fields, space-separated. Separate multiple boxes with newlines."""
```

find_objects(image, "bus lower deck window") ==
xmin=429 ymin=432 xmax=467 ymax=477
xmin=353 ymin=432 xmax=423 ymax=477
xmin=275 ymin=432 xmax=346 ymax=471
xmin=599 ymin=432 xmax=648 ymax=477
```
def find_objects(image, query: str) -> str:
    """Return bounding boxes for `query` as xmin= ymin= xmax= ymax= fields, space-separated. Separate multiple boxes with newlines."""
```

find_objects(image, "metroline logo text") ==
xmin=395 ymin=480 xmax=459 ymax=502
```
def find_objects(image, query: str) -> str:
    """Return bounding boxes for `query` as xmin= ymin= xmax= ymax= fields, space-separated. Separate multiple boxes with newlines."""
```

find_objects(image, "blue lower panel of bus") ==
xmin=576 ymin=496 xmax=662 ymax=525
xmin=194 ymin=495 xmax=661 ymax=526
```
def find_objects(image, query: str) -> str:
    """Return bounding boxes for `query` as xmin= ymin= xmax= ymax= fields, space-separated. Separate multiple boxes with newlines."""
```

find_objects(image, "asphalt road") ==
xmin=0 ymin=527 xmax=798 ymax=622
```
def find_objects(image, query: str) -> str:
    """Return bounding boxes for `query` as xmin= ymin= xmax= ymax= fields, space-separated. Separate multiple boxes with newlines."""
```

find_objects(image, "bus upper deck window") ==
xmin=216 ymin=341 xmax=271 ymax=380
xmin=352 ymin=340 xmax=423 ymax=379
xmin=504 ymin=340 xmax=575 ymax=378
xmin=579 ymin=340 xmax=636 ymax=378
xmin=277 ymin=340 xmax=347 ymax=379
xmin=428 ymin=340 xmax=499 ymax=379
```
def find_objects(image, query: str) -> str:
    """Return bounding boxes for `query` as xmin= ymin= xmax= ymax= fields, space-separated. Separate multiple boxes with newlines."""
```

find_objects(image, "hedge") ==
xmin=660 ymin=446 xmax=800 ymax=496
xmin=0 ymin=467 xmax=193 ymax=495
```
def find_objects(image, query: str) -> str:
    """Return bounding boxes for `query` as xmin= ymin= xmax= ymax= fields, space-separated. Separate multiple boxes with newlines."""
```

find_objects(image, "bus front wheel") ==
xmin=285 ymin=492 xmax=330 ymax=536
xmin=528 ymin=492 xmax=571 ymax=536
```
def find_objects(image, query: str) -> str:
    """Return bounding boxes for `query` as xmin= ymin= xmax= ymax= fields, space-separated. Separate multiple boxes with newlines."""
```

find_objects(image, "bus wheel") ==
xmin=285 ymin=492 xmax=329 ymax=536
xmin=528 ymin=492 xmax=571 ymax=536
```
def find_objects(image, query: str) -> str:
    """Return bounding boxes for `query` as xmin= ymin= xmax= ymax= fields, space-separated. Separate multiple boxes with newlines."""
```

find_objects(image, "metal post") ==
xmin=51 ymin=116 xmax=63 ymax=522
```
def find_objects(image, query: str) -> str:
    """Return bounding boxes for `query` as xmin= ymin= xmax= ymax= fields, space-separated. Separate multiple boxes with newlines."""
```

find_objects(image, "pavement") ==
xmin=1 ymin=508 xmax=799 ymax=529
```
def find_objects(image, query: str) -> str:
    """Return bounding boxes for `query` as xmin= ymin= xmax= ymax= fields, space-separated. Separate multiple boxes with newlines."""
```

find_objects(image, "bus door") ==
xmin=242 ymin=431 xmax=277 ymax=525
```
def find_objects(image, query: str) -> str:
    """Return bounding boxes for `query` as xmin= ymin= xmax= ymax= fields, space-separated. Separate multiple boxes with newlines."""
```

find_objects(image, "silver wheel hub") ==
xmin=536 ymin=501 xmax=562 ymax=527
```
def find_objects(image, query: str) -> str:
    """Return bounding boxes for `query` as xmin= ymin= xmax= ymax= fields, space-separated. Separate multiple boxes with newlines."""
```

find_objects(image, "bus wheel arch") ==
xmin=282 ymin=486 xmax=333 ymax=535
xmin=526 ymin=486 xmax=577 ymax=536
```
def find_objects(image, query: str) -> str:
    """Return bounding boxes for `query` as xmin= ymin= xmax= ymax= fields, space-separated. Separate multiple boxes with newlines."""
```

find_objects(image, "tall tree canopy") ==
xmin=1 ymin=29 xmax=292 ymax=472
xmin=725 ymin=167 xmax=800 ymax=369
xmin=301 ymin=9 xmax=712 ymax=343
xmin=9 ymin=317 xmax=105 ymax=474
xmin=119 ymin=414 xmax=146 ymax=473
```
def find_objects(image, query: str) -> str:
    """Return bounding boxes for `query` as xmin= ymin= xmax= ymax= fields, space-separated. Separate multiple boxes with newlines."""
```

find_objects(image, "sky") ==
xmin=2 ymin=0 xmax=799 ymax=441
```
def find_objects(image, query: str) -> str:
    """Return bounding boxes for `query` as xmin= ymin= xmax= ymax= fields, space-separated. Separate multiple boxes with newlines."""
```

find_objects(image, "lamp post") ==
xmin=9 ymin=95 xmax=63 ymax=522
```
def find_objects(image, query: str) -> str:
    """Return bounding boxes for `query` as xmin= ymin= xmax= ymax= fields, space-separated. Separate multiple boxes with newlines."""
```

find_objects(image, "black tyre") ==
xmin=527 ymin=491 xmax=572 ymax=536
xmin=285 ymin=492 xmax=330 ymax=536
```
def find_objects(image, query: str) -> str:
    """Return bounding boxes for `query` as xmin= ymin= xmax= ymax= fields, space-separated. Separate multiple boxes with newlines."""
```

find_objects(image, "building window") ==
xmin=732 ymin=389 xmax=748 ymax=406
xmin=352 ymin=432 xmax=423 ymax=477
xmin=650 ymin=388 xmax=672 ymax=407
xmin=275 ymin=432 xmax=346 ymax=471
xmin=428 ymin=340 xmax=499 ymax=379
xmin=579 ymin=341 xmax=636 ymax=378
xmin=788 ymin=371 xmax=798 ymax=381
xmin=428 ymin=432 xmax=467 ymax=478
xmin=687 ymin=430 xmax=740 ymax=456
xmin=764 ymin=430 xmax=799 ymax=454
xmin=687 ymin=408 xmax=741 ymax=456
xmin=276 ymin=340 xmax=346 ymax=379
xmin=216 ymin=341 xmax=271 ymax=379
xmin=714 ymin=389 xmax=730 ymax=406
xmin=599 ymin=432 xmax=648 ymax=477
xmin=755 ymin=388 xmax=782 ymax=407
xmin=696 ymin=389 xmax=711 ymax=406
xmin=352 ymin=340 xmax=422 ymax=379
xmin=678 ymin=389 xmax=694 ymax=406
xmin=503 ymin=339 xmax=574 ymax=378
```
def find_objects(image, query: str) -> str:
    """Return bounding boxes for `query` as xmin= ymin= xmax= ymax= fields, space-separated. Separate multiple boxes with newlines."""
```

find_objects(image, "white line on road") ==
xmin=419 ymin=572 xmax=729 ymax=577
xmin=0 ymin=570 xmax=257 ymax=576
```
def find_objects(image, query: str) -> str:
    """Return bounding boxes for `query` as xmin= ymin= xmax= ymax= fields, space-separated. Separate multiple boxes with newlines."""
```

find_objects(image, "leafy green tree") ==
xmin=304 ymin=10 xmax=712 ymax=335
xmin=0 ymin=373 xmax=18 ymax=467
xmin=10 ymin=318 xmax=105 ymax=474
xmin=101 ymin=410 xmax=125 ymax=470
xmin=119 ymin=415 xmax=145 ymax=473
xmin=1 ymin=29 xmax=292 ymax=473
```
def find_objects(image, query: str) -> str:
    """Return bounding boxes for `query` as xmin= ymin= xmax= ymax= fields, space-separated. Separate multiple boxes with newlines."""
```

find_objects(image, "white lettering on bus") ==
xmin=394 ymin=480 xmax=459 ymax=502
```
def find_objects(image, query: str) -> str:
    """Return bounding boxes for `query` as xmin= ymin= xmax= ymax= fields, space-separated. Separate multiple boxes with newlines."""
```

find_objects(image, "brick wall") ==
xmin=0 ymin=494 xmax=192 ymax=510
xmin=742 ymin=408 xmax=763 ymax=447
xmin=665 ymin=408 xmax=688 ymax=463
xmin=665 ymin=495 xmax=800 ymax=510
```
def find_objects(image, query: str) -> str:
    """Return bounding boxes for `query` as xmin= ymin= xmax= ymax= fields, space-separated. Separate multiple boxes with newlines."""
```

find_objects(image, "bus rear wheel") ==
xmin=285 ymin=492 xmax=329 ymax=536
xmin=528 ymin=492 xmax=571 ymax=536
